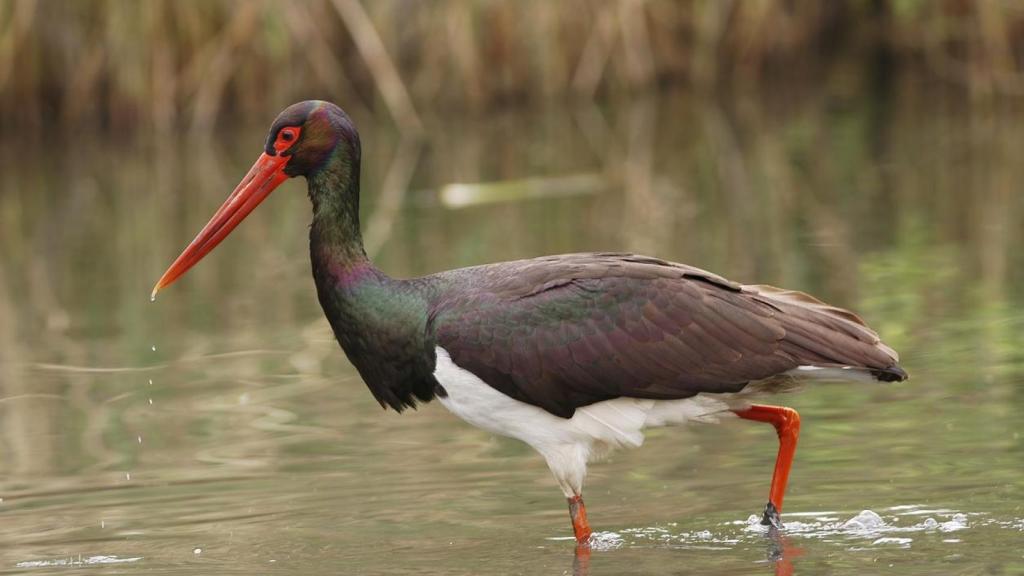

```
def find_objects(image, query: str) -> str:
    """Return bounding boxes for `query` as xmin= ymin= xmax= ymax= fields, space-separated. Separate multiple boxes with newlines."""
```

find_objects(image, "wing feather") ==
xmin=430 ymin=253 xmax=904 ymax=418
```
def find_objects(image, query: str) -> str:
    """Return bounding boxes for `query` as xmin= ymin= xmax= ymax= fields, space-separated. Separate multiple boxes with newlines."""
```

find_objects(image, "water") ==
xmin=2 ymin=81 xmax=1024 ymax=574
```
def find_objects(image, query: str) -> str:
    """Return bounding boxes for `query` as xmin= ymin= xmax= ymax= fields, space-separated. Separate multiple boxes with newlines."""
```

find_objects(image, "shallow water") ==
xmin=2 ymin=81 xmax=1024 ymax=574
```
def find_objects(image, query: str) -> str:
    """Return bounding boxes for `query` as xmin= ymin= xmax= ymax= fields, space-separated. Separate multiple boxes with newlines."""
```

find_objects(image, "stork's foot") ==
xmin=761 ymin=501 xmax=783 ymax=529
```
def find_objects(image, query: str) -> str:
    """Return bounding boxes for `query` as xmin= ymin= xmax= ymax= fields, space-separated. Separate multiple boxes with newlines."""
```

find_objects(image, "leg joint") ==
xmin=775 ymin=407 xmax=800 ymax=440
xmin=733 ymin=404 xmax=800 ymax=440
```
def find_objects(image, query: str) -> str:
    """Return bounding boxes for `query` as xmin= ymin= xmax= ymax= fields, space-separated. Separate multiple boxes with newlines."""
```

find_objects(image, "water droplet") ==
xmin=125 ymin=472 xmax=131 ymax=481
xmin=148 ymin=398 xmax=153 ymax=405
xmin=137 ymin=436 xmax=142 ymax=444
xmin=101 ymin=520 xmax=105 ymax=528
xmin=151 ymin=345 xmax=157 ymax=352
xmin=148 ymin=379 xmax=153 ymax=386
xmin=193 ymin=548 xmax=202 ymax=555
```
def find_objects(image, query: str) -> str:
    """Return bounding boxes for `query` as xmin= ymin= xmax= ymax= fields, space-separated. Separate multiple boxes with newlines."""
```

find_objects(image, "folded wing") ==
xmin=430 ymin=253 xmax=905 ymax=418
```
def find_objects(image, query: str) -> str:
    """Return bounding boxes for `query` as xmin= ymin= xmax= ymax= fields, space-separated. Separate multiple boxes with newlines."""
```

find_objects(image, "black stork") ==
xmin=152 ymin=101 xmax=907 ymax=544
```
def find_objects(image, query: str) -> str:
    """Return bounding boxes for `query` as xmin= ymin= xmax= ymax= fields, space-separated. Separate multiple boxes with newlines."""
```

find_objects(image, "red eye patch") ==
xmin=273 ymin=127 xmax=302 ymax=154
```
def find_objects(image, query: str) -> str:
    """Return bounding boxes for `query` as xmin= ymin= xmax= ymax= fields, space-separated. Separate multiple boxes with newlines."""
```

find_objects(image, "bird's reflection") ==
xmin=572 ymin=543 xmax=590 ymax=576
xmin=765 ymin=527 xmax=803 ymax=576
xmin=569 ymin=527 xmax=804 ymax=576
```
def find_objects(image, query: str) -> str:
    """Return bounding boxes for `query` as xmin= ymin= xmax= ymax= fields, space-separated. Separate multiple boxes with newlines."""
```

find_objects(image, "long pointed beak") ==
xmin=151 ymin=152 xmax=290 ymax=300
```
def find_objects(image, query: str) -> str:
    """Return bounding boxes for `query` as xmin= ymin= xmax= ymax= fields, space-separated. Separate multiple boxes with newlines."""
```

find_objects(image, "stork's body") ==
xmin=153 ymin=101 xmax=907 ymax=544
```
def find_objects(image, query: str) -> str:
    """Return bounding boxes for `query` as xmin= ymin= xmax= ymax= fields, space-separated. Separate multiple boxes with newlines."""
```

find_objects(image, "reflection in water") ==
xmin=573 ymin=544 xmax=590 ymax=576
xmin=2 ymin=82 xmax=1024 ymax=573
xmin=765 ymin=529 xmax=801 ymax=576
xmin=570 ymin=532 xmax=800 ymax=576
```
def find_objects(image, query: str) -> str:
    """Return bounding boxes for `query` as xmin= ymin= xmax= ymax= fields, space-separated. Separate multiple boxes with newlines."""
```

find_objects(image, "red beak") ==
xmin=151 ymin=151 xmax=290 ymax=300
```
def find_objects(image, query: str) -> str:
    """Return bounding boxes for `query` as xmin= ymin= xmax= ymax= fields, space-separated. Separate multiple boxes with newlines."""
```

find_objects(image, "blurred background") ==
xmin=1 ymin=1 xmax=1023 ymax=574
xmin=8 ymin=0 xmax=1024 ymax=129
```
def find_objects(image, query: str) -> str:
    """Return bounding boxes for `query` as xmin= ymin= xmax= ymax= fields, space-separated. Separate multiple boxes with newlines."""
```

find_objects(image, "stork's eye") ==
xmin=273 ymin=127 xmax=302 ymax=154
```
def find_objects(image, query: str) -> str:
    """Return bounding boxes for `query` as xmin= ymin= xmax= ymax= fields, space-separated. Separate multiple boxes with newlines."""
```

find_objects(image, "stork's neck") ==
xmin=305 ymin=159 xmax=440 ymax=412
xmin=308 ymin=158 xmax=370 ymax=272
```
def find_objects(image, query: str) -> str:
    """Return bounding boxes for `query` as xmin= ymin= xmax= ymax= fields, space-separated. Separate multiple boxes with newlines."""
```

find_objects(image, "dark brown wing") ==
xmin=429 ymin=253 xmax=905 ymax=418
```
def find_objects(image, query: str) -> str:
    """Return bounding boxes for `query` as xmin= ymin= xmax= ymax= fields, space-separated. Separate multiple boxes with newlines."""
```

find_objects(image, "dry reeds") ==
xmin=4 ymin=1 xmax=1024 ymax=134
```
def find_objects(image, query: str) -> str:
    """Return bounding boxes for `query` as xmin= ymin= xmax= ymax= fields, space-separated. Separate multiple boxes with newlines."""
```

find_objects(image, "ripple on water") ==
xmin=16 ymin=555 xmax=142 ymax=568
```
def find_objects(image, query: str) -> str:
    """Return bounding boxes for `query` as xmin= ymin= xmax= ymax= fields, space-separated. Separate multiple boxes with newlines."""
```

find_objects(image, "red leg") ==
xmin=733 ymin=404 xmax=801 ymax=527
xmin=568 ymin=494 xmax=593 ymax=544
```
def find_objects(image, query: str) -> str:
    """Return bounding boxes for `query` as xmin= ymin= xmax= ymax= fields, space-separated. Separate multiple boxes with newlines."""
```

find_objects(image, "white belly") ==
xmin=432 ymin=346 xmax=736 ymax=496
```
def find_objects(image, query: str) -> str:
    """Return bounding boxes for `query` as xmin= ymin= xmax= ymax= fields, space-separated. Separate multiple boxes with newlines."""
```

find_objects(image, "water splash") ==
xmin=842 ymin=510 xmax=886 ymax=531
xmin=587 ymin=531 xmax=625 ymax=551
xmin=746 ymin=507 xmax=972 ymax=542
xmin=941 ymin=513 xmax=969 ymax=532
xmin=591 ymin=505 xmax=1004 ymax=552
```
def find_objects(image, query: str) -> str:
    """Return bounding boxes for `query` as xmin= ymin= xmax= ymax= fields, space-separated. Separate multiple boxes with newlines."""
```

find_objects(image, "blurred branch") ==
xmin=189 ymin=1 xmax=260 ymax=133
xmin=282 ymin=1 xmax=372 ymax=115
xmin=439 ymin=174 xmax=605 ymax=209
xmin=447 ymin=1 xmax=484 ymax=109
xmin=618 ymin=0 xmax=654 ymax=88
xmin=363 ymin=136 xmax=423 ymax=259
xmin=573 ymin=3 xmax=617 ymax=99
xmin=690 ymin=0 xmax=734 ymax=88
xmin=0 ymin=0 xmax=35 ymax=91
xmin=329 ymin=0 xmax=424 ymax=135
